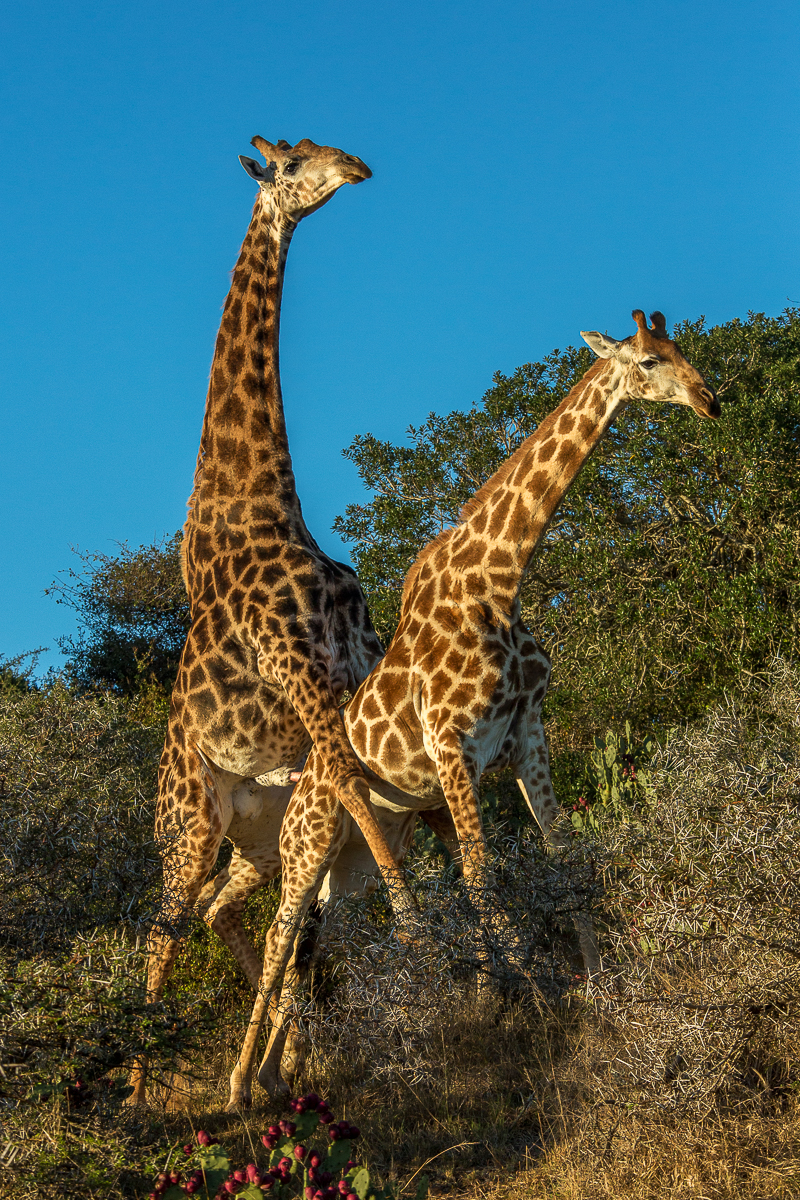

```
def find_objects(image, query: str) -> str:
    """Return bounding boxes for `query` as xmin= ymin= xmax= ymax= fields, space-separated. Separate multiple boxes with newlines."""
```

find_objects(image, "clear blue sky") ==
xmin=1 ymin=0 xmax=797 ymax=670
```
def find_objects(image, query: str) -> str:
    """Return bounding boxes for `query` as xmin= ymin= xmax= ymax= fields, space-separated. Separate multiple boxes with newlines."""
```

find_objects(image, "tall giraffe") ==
xmin=226 ymin=310 xmax=721 ymax=1106
xmin=131 ymin=136 xmax=415 ymax=1104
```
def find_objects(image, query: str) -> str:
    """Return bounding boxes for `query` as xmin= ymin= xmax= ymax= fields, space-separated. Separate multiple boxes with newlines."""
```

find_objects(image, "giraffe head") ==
xmin=239 ymin=136 xmax=372 ymax=222
xmin=580 ymin=310 xmax=720 ymax=419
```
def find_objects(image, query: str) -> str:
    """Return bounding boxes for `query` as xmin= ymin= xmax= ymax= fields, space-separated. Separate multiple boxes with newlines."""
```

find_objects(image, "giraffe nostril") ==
xmin=700 ymin=388 xmax=721 ymax=418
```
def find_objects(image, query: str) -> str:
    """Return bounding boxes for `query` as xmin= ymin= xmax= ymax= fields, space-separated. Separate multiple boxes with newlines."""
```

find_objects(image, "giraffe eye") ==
xmin=640 ymin=358 xmax=659 ymax=370
xmin=283 ymin=160 xmax=300 ymax=175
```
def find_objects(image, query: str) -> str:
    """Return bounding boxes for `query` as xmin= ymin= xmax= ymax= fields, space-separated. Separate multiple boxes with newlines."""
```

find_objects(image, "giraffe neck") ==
xmin=455 ymin=357 xmax=629 ymax=610
xmin=188 ymin=196 xmax=306 ymax=530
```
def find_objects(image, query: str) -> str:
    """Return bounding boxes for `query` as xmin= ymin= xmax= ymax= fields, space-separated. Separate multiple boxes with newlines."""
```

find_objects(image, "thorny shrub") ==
xmin=585 ymin=659 xmax=800 ymax=1114
xmin=0 ymin=677 xmax=164 ymax=954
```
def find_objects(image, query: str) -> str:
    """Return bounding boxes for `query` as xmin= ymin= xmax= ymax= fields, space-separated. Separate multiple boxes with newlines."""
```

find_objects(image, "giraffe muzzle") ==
xmin=696 ymin=387 xmax=721 ymax=419
xmin=340 ymin=156 xmax=372 ymax=184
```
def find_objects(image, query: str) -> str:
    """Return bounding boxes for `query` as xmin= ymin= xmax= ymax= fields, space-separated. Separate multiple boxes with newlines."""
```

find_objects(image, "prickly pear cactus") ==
xmin=571 ymin=721 xmax=655 ymax=833
xmin=150 ymin=1091 xmax=420 ymax=1200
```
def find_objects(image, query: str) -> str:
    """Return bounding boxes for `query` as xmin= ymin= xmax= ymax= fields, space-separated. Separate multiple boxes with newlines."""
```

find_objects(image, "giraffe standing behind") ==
xmin=226 ymin=311 xmax=721 ymax=1107
xmin=131 ymin=136 xmax=416 ymax=1104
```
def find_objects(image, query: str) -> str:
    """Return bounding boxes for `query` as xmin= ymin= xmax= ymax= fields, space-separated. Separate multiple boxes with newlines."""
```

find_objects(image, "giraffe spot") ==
xmin=189 ymin=663 xmax=207 ymax=689
xmin=428 ymin=670 xmax=451 ymax=705
xmin=449 ymin=683 xmax=474 ymax=709
xmin=557 ymin=440 xmax=578 ymax=469
xmin=506 ymin=495 xmax=530 ymax=543
xmin=227 ymin=297 xmax=243 ymax=336
xmin=458 ymin=628 xmax=480 ymax=652
xmin=246 ymin=303 xmax=262 ymax=333
xmin=451 ymin=543 xmax=483 ymax=570
xmin=578 ymin=413 xmax=595 ymax=438
xmin=415 ymin=579 xmax=436 ymax=618
xmin=538 ymin=438 xmax=557 ymax=462
xmin=521 ymin=469 xmax=548 ymax=497
xmin=488 ymin=492 xmax=512 ymax=537
xmin=361 ymin=694 xmax=382 ymax=721
xmin=218 ymin=392 xmax=245 ymax=427
xmin=383 ymin=731 xmax=405 ymax=765
xmin=489 ymin=570 xmax=517 ymax=593
xmin=242 ymin=372 xmax=264 ymax=400
xmin=369 ymin=719 xmax=389 ymax=756
xmin=444 ymin=647 xmax=465 ymax=674
xmin=558 ymin=412 xmax=576 ymax=434
xmin=472 ymin=503 xmax=490 ymax=534
xmin=376 ymin=669 xmax=407 ymax=709
xmin=193 ymin=688 xmax=217 ymax=720
xmin=485 ymin=546 xmax=512 ymax=575
xmin=227 ymin=344 xmax=245 ymax=375
xmin=523 ymin=659 xmax=547 ymax=689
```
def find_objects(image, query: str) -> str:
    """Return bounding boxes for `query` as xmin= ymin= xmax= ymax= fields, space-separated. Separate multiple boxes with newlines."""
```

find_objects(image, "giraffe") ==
xmin=225 ymin=310 xmax=721 ymax=1107
xmin=131 ymin=136 xmax=417 ymax=1104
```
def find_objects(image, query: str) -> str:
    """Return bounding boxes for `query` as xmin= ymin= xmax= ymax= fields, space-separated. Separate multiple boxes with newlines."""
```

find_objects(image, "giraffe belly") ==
xmin=199 ymin=720 xmax=311 ymax=780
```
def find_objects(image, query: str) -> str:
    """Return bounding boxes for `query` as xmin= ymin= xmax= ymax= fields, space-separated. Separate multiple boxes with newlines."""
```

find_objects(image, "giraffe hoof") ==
xmin=256 ymin=1064 xmax=290 ymax=1098
xmin=225 ymin=1089 xmax=252 ymax=1113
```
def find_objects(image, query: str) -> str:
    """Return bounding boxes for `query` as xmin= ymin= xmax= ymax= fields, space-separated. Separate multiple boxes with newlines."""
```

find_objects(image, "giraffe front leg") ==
xmin=431 ymin=735 xmax=502 ymax=983
xmin=515 ymin=723 xmax=601 ymax=977
xmin=130 ymin=735 xmax=228 ymax=1106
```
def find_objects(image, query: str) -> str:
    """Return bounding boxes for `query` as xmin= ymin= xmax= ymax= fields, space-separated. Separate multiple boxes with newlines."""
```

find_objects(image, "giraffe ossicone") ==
xmin=225 ymin=309 xmax=720 ymax=1108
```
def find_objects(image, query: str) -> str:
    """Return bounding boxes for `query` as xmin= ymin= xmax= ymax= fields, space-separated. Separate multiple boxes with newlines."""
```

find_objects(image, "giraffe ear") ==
xmin=239 ymin=155 xmax=276 ymax=185
xmin=580 ymin=330 xmax=625 ymax=359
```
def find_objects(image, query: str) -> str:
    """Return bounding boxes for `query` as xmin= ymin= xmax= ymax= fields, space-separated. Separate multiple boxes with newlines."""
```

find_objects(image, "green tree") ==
xmin=48 ymin=533 xmax=189 ymax=695
xmin=334 ymin=309 xmax=800 ymax=746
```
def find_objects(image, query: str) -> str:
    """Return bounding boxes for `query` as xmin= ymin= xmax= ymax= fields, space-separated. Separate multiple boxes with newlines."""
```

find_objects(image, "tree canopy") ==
xmin=48 ymin=310 xmax=800 ymax=743
xmin=334 ymin=309 xmax=800 ymax=746
xmin=48 ymin=533 xmax=188 ymax=695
